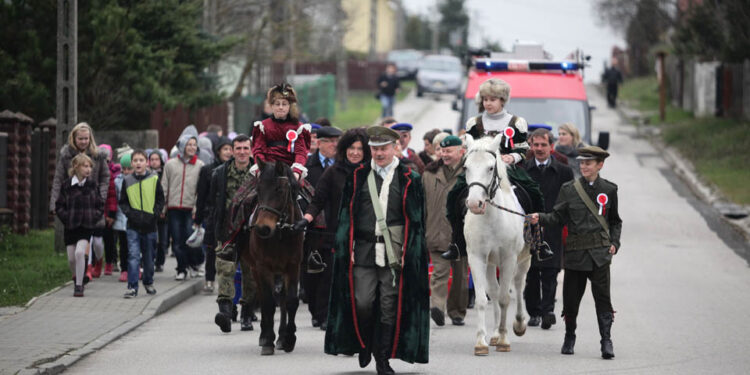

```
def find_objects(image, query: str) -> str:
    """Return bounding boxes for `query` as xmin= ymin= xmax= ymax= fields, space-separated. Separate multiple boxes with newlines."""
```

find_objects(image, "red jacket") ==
xmin=252 ymin=117 xmax=311 ymax=175
xmin=106 ymin=162 xmax=121 ymax=218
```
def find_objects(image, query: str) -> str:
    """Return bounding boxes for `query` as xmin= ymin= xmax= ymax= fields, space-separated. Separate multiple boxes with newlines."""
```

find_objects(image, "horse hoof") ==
xmin=474 ymin=345 xmax=489 ymax=356
xmin=283 ymin=336 xmax=297 ymax=352
xmin=496 ymin=344 xmax=511 ymax=352
xmin=513 ymin=324 xmax=527 ymax=337
xmin=489 ymin=337 xmax=499 ymax=346
xmin=275 ymin=339 xmax=284 ymax=350
xmin=261 ymin=346 xmax=274 ymax=356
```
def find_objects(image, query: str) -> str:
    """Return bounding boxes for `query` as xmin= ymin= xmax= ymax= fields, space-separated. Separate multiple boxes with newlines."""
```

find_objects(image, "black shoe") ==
xmin=541 ymin=313 xmax=556 ymax=329
xmin=597 ymin=312 xmax=615 ymax=359
xmin=144 ymin=284 xmax=157 ymax=295
xmin=358 ymin=347 xmax=372 ymax=368
xmin=451 ymin=317 xmax=465 ymax=326
xmin=312 ymin=318 xmax=320 ymax=327
xmin=528 ymin=316 xmax=541 ymax=327
xmin=155 ymin=265 xmax=164 ymax=272
xmin=440 ymin=243 xmax=460 ymax=260
xmin=240 ymin=304 xmax=254 ymax=331
xmin=74 ymin=285 xmax=84 ymax=297
xmin=231 ymin=303 xmax=238 ymax=322
xmin=467 ymin=289 xmax=475 ymax=309
xmin=561 ymin=333 xmax=576 ymax=355
xmin=215 ymin=300 xmax=233 ymax=333
xmin=430 ymin=307 xmax=445 ymax=326
xmin=320 ymin=320 xmax=327 ymax=331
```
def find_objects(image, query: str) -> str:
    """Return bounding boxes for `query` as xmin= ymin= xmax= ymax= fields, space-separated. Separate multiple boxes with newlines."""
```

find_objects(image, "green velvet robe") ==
xmin=324 ymin=161 xmax=430 ymax=364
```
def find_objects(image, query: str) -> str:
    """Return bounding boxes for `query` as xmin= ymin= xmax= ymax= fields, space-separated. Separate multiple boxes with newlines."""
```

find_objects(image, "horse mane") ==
xmin=257 ymin=161 xmax=301 ymax=198
xmin=468 ymin=136 xmax=512 ymax=193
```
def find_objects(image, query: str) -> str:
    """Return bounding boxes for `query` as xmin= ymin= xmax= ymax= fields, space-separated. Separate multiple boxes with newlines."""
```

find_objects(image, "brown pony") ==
xmin=242 ymin=159 xmax=304 ymax=355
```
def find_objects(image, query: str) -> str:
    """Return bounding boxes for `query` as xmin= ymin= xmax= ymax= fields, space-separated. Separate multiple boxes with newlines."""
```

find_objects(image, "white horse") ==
xmin=463 ymin=134 xmax=531 ymax=355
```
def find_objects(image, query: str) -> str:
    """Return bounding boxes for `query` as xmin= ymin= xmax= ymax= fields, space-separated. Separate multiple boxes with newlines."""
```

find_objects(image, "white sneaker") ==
xmin=175 ymin=272 xmax=186 ymax=281
xmin=197 ymin=266 xmax=205 ymax=278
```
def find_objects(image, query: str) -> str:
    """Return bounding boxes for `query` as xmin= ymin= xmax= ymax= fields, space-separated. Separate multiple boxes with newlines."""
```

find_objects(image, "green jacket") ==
xmin=325 ymin=161 xmax=430 ymax=364
xmin=539 ymin=176 xmax=622 ymax=271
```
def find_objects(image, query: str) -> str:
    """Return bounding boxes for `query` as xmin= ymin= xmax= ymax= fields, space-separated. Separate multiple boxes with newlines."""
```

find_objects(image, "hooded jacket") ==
xmin=162 ymin=133 xmax=204 ymax=211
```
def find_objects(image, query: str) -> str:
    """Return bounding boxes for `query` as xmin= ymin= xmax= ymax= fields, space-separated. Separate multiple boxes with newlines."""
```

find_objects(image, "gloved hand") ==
xmin=292 ymin=218 xmax=309 ymax=232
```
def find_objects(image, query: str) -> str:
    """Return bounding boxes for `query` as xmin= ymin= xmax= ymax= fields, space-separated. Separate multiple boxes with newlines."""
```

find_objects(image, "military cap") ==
xmin=390 ymin=123 xmax=413 ymax=132
xmin=316 ymin=126 xmax=343 ymax=138
xmin=576 ymin=145 xmax=610 ymax=161
xmin=367 ymin=126 xmax=400 ymax=146
xmin=440 ymin=135 xmax=462 ymax=148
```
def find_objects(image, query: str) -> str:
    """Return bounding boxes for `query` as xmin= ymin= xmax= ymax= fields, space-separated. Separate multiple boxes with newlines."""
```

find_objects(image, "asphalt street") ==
xmin=70 ymin=88 xmax=750 ymax=374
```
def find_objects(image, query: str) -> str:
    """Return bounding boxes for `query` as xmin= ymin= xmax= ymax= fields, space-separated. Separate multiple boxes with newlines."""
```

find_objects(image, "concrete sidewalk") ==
xmin=0 ymin=257 xmax=203 ymax=374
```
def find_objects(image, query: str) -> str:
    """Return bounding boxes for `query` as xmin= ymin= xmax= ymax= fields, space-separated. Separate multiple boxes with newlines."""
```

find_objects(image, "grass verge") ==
xmin=333 ymin=81 xmax=415 ymax=129
xmin=0 ymin=228 xmax=70 ymax=307
xmin=620 ymin=76 xmax=750 ymax=204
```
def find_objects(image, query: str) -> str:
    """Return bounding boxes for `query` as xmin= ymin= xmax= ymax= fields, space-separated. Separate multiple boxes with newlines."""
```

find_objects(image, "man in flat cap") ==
xmin=390 ymin=123 xmax=425 ymax=174
xmin=530 ymin=145 xmax=622 ymax=360
xmin=325 ymin=126 xmax=429 ymax=374
xmin=423 ymin=135 xmax=469 ymax=327
xmin=303 ymin=125 xmax=342 ymax=329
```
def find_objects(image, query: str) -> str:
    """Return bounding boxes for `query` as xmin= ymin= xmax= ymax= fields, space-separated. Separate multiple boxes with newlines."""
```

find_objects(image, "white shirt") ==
xmin=372 ymin=156 xmax=400 ymax=180
xmin=71 ymin=175 xmax=87 ymax=186
xmin=535 ymin=158 xmax=549 ymax=168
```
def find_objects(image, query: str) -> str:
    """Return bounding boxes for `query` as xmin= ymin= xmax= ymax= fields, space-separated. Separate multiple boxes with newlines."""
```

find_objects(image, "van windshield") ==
xmin=464 ymin=98 xmax=588 ymax=137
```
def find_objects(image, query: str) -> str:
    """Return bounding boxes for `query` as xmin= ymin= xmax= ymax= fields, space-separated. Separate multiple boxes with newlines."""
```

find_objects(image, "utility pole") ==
xmin=56 ymin=0 xmax=77 ymax=253
xmin=368 ymin=0 xmax=377 ymax=61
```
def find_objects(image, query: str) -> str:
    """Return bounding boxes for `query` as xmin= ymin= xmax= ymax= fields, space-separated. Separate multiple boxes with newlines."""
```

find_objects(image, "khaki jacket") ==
xmin=422 ymin=159 xmax=464 ymax=252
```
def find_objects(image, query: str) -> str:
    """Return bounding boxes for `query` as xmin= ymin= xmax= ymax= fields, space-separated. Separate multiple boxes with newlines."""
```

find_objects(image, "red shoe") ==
xmin=104 ymin=263 xmax=114 ymax=275
xmin=139 ymin=269 xmax=143 ymax=280
xmin=119 ymin=271 xmax=128 ymax=282
xmin=92 ymin=259 xmax=103 ymax=278
xmin=84 ymin=266 xmax=93 ymax=285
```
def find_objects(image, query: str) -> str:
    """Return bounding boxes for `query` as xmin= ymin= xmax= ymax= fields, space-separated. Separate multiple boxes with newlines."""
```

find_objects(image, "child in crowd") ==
xmin=113 ymin=153 xmax=132 ymax=282
xmin=55 ymin=154 xmax=104 ymax=297
xmin=119 ymin=150 xmax=165 ymax=298
xmin=99 ymin=144 xmax=122 ymax=275
xmin=149 ymin=150 xmax=168 ymax=272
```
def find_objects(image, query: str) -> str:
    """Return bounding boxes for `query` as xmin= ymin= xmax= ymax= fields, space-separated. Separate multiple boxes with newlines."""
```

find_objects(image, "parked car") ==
xmin=387 ymin=49 xmax=423 ymax=80
xmin=456 ymin=43 xmax=606 ymax=148
xmin=416 ymin=55 xmax=463 ymax=97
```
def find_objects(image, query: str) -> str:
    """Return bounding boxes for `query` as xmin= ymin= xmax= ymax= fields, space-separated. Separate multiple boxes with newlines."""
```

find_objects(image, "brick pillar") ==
xmin=0 ymin=110 xmax=34 ymax=234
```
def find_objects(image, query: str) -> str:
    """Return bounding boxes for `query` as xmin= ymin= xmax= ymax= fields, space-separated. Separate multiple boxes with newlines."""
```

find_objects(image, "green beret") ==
xmin=576 ymin=145 xmax=609 ymax=161
xmin=366 ymin=126 xmax=400 ymax=146
xmin=440 ymin=135 xmax=462 ymax=148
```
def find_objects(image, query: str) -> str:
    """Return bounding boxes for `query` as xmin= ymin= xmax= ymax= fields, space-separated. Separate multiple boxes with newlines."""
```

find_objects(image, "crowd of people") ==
xmin=50 ymin=77 xmax=622 ymax=374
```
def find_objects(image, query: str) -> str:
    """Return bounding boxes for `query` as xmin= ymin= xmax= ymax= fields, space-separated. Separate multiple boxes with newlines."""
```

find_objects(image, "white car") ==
xmin=416 ymin=55 xmax=463 ymax=97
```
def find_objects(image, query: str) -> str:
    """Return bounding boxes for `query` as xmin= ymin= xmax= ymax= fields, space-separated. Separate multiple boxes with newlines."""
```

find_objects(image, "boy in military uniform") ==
xmin=529 ymin=146 xmax=622 ymax=359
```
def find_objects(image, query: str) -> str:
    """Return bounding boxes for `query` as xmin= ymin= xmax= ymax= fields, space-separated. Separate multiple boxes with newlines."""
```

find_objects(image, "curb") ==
xmin=25 ymin=278 xmax=203 ymax=375
xmin=614 ymin=102 xmax=750 ymax=244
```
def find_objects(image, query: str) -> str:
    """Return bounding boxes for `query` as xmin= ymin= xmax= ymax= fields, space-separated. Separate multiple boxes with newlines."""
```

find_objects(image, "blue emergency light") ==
xmin=476 ymin=59 xmax=581 ymax=72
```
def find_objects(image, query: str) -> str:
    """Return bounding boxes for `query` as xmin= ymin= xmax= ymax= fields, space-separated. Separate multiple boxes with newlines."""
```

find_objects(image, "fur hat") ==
xmin=475 ymin=78 xmax=511 ymax=112
xmin=267 ymin=83 xmax=300 ymax=121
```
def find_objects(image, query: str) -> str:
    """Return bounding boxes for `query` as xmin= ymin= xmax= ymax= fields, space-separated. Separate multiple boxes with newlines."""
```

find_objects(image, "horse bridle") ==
xmin=254 ymin=176 xmax=296 ymax=231
xmin=466 ymin=149 xmax=501 ymax=201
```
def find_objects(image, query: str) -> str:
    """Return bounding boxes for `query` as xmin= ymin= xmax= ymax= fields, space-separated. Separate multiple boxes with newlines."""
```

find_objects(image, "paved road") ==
xmin=71 ymin=88 xmax=750 ymax=374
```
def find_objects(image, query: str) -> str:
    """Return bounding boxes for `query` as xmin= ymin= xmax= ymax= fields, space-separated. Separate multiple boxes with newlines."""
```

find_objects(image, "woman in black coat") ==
xmin=301 ymin=128 xmax=370 ymax=328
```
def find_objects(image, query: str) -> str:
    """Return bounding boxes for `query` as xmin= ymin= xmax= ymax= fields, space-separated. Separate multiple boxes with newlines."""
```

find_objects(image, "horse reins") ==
xmin=466 ymin=148 xmax=528 ymax=218
xmin=251 ymin=177 xmax=297 ymax=231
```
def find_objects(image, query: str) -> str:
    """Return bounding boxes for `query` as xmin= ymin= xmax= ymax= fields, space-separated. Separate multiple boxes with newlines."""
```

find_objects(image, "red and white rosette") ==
xmin=286 ymin=130 xmax=298 ymax=152
xmin=503 ymin=127 xmax=515 ymax=149
xmin=596 ymin=193 xmax=608 ymax=216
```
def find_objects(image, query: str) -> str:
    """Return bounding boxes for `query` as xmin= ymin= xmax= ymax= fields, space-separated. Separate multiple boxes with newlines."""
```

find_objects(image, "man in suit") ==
xmin=303 ymin=126 xmax=342 ymax=328
xmin=390 ymin=123 xmax=425 ymax=174
xmin=523 ymin=128 xmax=574 ymax=330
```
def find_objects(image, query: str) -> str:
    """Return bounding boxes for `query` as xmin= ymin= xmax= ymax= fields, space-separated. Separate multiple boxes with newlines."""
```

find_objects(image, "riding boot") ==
xmin=215 ymin=300 xmax=233 ymax=333
xmin=376 ymin=324 xmax=395 ymax=375
xmin=561 ymin=315 xmax=576 ymax=355
xmin=597 ymin=312 xmax=615 ymax=359
xmin=440 ymin=243 xmax=460 ymax=260
xmin=358 ymin=321 xmax=373 ymax=368
xmin=467 ymin=288 xmax=475 ymax=309
xmin=240 ymin=303 xmax=254 ymax=331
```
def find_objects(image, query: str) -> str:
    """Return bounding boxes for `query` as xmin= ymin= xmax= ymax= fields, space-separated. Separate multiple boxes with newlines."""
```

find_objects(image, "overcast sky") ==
xmin=402 ymin=0 xmax=625 ymax=82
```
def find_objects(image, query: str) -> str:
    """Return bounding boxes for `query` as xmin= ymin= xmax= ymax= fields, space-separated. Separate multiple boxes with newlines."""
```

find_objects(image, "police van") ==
xmin=455 ymin=43 xmax=608 ymax=148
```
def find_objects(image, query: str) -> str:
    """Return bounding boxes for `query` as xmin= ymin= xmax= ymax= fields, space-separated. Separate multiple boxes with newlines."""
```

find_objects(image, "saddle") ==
xmin=511 ymin=183 xmax=533 ymax=214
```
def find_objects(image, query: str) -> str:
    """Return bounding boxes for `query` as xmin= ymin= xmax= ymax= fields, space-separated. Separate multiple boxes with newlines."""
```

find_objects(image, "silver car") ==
xmin=416 ymin=55 xmax=463 ymax=97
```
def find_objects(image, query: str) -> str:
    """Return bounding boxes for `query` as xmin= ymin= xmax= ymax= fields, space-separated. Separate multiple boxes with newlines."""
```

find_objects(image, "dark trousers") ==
xmin=155 ymin=219 xmax=168 ymax=267
xmin=607 ymin=84 xmax=618 ymax=107
xmin=168 ymin=209 xmax=201 ymax=273
xmin=304 ymin=248 xmax=333 ymax=323
xmin=354 ymin=265 xmax=399 ymax=326
xmin=204 ymin=243 xmax=216 ymax=282
xmin=103 ymin=227 xmax=117 ymax=264
xmin=117 ymin=230 xmax=129 ymax=272
xmin=524 ymin=266 xmax=560 ymax=317
xmin=562 ymin=264 xmax=612 ymax=319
